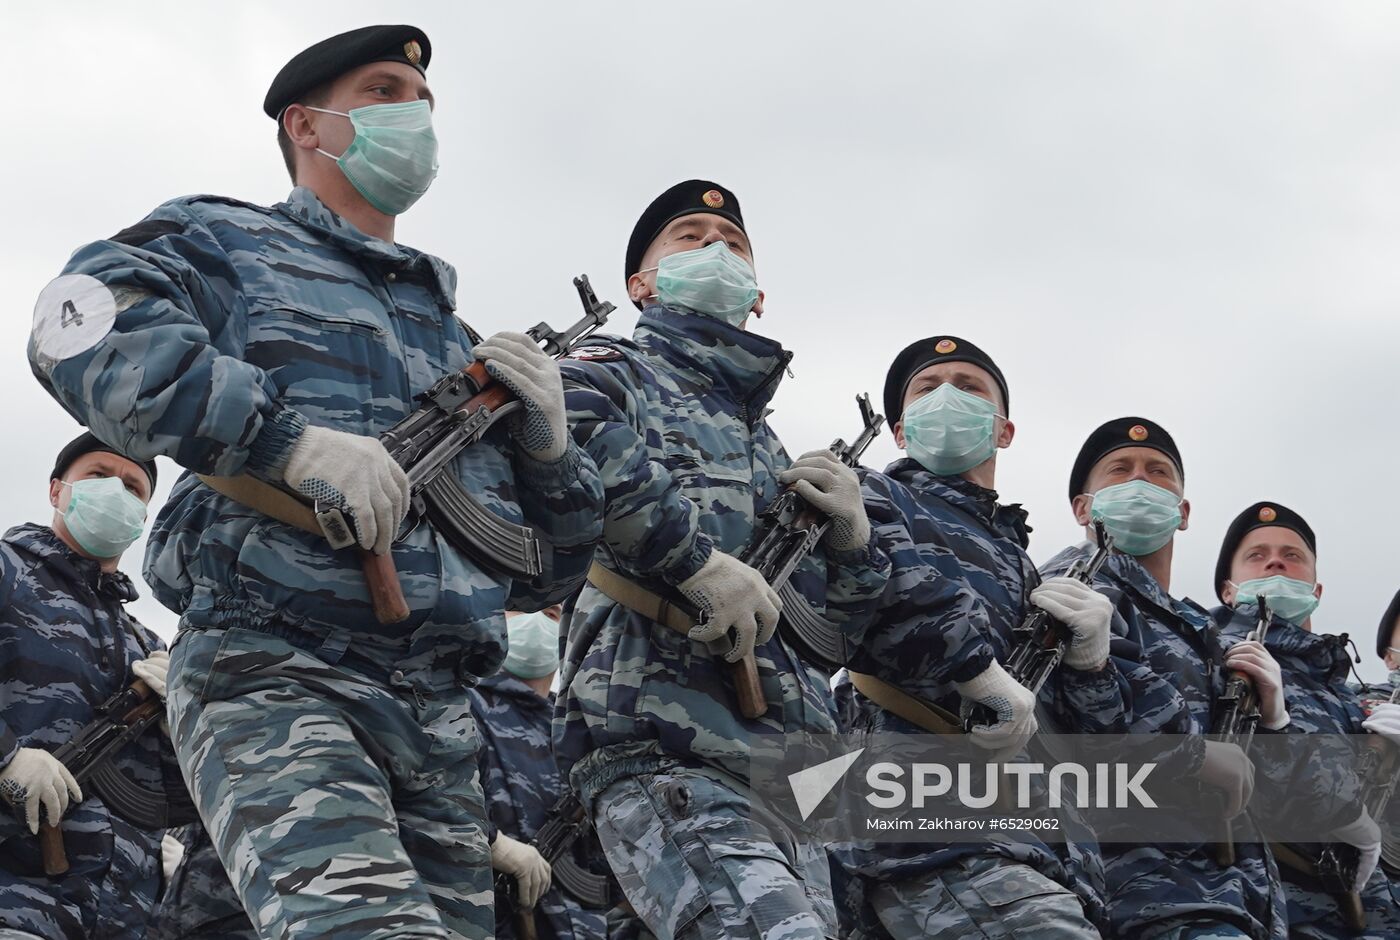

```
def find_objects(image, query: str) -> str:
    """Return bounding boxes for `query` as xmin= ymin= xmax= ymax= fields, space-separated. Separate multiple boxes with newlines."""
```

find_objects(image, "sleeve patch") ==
xmin=31 ymin=274 xmax=118 ymax=361
xmin=564 ymin=345 xmax=624 ymax=362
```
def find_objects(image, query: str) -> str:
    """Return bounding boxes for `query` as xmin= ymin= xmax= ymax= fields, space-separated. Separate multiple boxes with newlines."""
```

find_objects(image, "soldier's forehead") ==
xmin=907 ymin=361 xmax=994 ymax=386
xmin=1236 ymin=527 xmax=1313 ymax=553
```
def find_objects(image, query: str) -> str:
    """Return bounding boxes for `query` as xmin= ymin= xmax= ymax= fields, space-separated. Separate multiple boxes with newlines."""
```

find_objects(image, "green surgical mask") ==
xmin=1230 ymin=575 xmax=1320 ymax=626
xmin=60 ymin=477 xmax=146 ymax=559
xmin=902 ymin=385 xmax=1001 ymax=476
xmin=503 ymin=611 xmax=559 ymax=679
xmin=311 ymin=101 xmax=439 ymax=215
xmin=1088 ymin=480 xmax=1182 ymax=556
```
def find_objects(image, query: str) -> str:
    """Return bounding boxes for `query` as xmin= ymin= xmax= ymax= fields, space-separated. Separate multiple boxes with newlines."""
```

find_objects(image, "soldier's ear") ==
xmin=627 ymin=272 xmax=651 ymax=305
xmin=1071 ymin=493 xmax=1093 ymax=527
xmin=996 ymin=418 xmax=1015 ymax=449
xmin=893 ymin=419 xmax=906 ymax=450
xmin=1178 ymin=498 xmax=1191 ymax=531
xmin=48 ymin=478 xmax=63 ymax=509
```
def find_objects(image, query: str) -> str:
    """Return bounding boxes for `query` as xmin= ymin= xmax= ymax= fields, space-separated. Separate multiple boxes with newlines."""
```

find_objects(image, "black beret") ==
xmin=264 ymin=25 xmax=431 ymax=120
xmin=52 ymin=432 xmax=157 ymax=493
xmin=1378 ymin=589 xmax=1400 ymax=659
xmin=883 ymin=336 xmax=1009 ymax=431
xmin=1068 ymin=417 xmax=1182 ymax=502
xmin=625 ymin=180 xmax=745 ymax=308
xmin=1213 ymin=501 xmax=1317 ymax=601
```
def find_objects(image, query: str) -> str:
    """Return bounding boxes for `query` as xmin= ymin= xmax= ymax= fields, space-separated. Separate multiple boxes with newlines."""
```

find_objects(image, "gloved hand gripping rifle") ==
xmin=496 ymin=792 xmax=613 ymax=940
xmin=1212 ymin=595 xmax=1273 ymax=868
xmin=25 ymin=678 xmax=196 ymax=877
xmin=960 ymin=522 xmax=1115 ymax=732
xmin=201 ymin=275 xmax=615 ymax=624
xmin=707 ymin=394 xmax=883 ymax=715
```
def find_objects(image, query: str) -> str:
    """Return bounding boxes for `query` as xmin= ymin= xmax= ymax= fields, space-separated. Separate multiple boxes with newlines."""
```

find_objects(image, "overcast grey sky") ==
xmin=5 ymin=2 xmax=1398 ymax=680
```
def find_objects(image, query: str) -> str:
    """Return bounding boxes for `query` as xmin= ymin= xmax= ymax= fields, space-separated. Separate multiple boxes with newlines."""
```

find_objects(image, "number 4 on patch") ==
xmin=60 ymin=300 xmax=84 ymax=328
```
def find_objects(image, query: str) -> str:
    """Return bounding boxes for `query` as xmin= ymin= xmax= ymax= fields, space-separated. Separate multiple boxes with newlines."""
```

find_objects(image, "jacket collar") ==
xmin=476 ymin=670 xmax=555 ymax=709
xmin=275 ymin=187 xmax=457 ymax=309
xmin=1216 ymin=603 xmax=1353 ymax=684
xmin=634 ymin=304 xmax=791 ymax=419
xmin=3 ymin=523 xmax=138 ymax=604
xmin=884 ymin=458 xmax=1032 ymax=548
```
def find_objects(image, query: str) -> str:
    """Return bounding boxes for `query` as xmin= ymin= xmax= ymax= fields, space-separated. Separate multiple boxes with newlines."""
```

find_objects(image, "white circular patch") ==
xmin=31 ymin=274 xmax=118 ymax=361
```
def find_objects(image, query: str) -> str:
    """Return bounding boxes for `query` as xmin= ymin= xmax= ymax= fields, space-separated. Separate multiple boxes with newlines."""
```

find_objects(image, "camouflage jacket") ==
xmin=836 ymin=464 xmax=1104 ymax=923
xmin=0 ymin=524 xmax=178 ymax=939
xmin=553 ymin=305 xmax=890 ymax=802
xmin=28 ymin=188 xmax=603 ymax=687
xmin=1043 ymin=544 xmax=1286 ymax=940
xmin=469 ymin=673 xmax=607 ymax=940
xmin=1218 ymin=606 xmax=1400 ymax=931
xmin=1354 ymin=674 xmax=1400 ymax=877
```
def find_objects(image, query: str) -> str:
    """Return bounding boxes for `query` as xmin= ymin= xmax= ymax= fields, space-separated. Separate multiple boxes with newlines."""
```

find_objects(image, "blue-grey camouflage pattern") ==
xmin=592 ymin=770 xmax=836 ymax=940
xmin=1353 ymin=674 xmax=1400 ymax=883
xmin=0 ymin=524 xmax=180 ymax=939
xmin=167 ymin=625 xmax=492 ymax=939
xmin=1043 ymin=543 xmax=1287 ymax=940
xmin=30 ymin=186 xmax=604 ymax=681
xmin=833 ymin=463 xmax=1109 ymax=936
xmin=467 ymin=672 xmax=609 ymax=940
xmin=30 ymin=186 xmax=605 ymax=939
xmin=146 ymin=822 xmax=256 ymax=939
xmin=553 ymin=305 xmax=890 ymax=938
xmin=1215 ymin=605 xmax=1400 ymax=940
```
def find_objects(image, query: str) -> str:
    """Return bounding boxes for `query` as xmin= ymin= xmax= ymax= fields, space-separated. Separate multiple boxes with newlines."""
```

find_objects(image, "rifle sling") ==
xmin=197 ymin=474 xmax=322 ymax=536
xmin=847 ymin=672 xmax=962 ymax=735
xmin=587 ymin=563 xmax=697 ymax=634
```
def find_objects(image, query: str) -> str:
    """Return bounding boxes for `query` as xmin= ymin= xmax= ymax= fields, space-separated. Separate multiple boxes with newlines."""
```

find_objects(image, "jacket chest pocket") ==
xmin=244 ymin=305 xmax=401 ymax=431
xmin=661 ymin=453 xmax=759 ymax=556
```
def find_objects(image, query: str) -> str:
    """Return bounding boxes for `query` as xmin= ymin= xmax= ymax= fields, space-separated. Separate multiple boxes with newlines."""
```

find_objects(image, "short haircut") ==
xmin=276 ymin=84 xmax=331 ymax=184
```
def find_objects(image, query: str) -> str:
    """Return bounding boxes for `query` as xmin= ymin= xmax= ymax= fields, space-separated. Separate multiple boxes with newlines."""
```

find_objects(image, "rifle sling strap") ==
xmin=197 ymin=474 xmax=322 ymax=537
xmin=587 ymin=563 xmax=696 ymax=635
xmin=847 ymin=671 xmax=962 ymax=735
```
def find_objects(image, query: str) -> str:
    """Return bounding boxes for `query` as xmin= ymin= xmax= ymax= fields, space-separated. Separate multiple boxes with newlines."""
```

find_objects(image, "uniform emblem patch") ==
xmin=702 ymin=190 xmax=725 ymax=209
xmin=565 ymin=345 xmax=623 ymax=362
xmin=1128 ymin=424 xmax=1149 ymax=442
xmin=404 ymin=40 xmax=422 ymax=64
xmin=1258 ymin=506 xmax=1277 ymax=522
xmin=31 ymin=274 xmax=119 ymax=363
xmin=935 ymin=338 xmax=957 ymax=354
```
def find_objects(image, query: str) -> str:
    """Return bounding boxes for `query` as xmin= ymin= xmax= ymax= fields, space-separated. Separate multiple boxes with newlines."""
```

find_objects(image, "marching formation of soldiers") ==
xmin=2 ymin=21 xmax=1398 ymax=940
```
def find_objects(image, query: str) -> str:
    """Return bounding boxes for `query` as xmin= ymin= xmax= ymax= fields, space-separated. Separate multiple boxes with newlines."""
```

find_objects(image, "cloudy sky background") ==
xmin=5 ymin=3 xmax=1398 ymax=680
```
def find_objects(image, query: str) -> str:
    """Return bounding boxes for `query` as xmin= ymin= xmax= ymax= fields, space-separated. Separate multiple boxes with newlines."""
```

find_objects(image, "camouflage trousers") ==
xmin=1279 ymin=872 xmax=1400 ymax=940
xmin=0 ymin=931 xmax=46 ymax=939
xmin=593 ymin=770 xmax=837 ymax=939
xmin=166 ymin=626 xmax=493 ymax=940
xmin=863 ymin=856 xmax=1100 ymax=940
xmin=1143 ymin=922 xmax=1252 ymax=940
xmin=147 ymin=824 xmax=258 ymax=939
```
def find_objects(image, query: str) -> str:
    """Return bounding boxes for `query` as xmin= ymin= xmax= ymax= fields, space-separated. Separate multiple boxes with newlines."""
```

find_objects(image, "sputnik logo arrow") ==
xmin=787 ymin=747 xmax=864 ymax=821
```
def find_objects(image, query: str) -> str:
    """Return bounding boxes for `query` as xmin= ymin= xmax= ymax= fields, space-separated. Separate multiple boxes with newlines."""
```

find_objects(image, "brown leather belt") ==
xmin=586 ymin=562 xmax=697 ymax=636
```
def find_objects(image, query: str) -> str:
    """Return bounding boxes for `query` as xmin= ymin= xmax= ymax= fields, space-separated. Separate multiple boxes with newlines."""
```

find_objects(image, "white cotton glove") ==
xmin=955 ymin=660 xmax=1038 ymax=756
xmin=490 ymin=833 xmax=552 ymax=909
xmin=1198 ymin=740 xmax=1255 ymax=820
xmin=1363 ymin=702 xmax=1400 ymax=747
xmin=160 ymin=832 xmax=185 ymax=883
xmin=282 ymin=425 xmax=410 ymax=555
xmin=1222 ymin=640 xmax=1289 ymax=730
xmin=131 ymin=650 xmax=170 ymax=699
xmin=474 ymin=332 xmax=568 ymax=462
xmin=777 ymin=450 xmax=871 ymax=552
xmin=679 ymin=551 xmax=782 ymax=663
xmin=1332 ymin=809 xmax=1383 ymax=893
xmin=0 ymin=748 xmax=82 ymax=834
xmin=1029 ymin=577 xmax=1113 ymax=671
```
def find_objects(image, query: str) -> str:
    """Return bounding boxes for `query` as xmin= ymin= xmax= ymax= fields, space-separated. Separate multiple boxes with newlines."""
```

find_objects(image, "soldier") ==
xmin=473 ymin=606 xmax=609 ymax=940
xmin=0 ymin=433 xmax=176 ymax=939
xmin=553 ymin=180 xmax=891 ymax=940
xmin=28 ymin=25 xmax=604 ymax=939
xmin=1210 ymin=502 xmax=1398 ymax=939
xmin=1043 ymin=418 xmax=1289 ymax=939
xmin=837 ymin=336 xmax=1132 ymax=938
xmin=1366 ymin=594 xmax=1400 ymax=893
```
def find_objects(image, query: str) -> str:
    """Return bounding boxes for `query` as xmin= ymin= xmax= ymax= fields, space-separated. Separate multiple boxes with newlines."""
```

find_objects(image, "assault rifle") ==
xmin=706 ymin=394 xmax=883 ymax=716
xmin=201 ymin=275 xmax=615 ymax=624
xmin=496 ymin=792 xmax=612 ymax=940
xmin=1279 ymin=681 xmax=1400 ymax=932
xmin=1213 ymin=595 xmax=1273 ymax=868
xmin=961 ymin=522 xmax=1115 ymax=733
xmin=26 ymin=679 xmax=195 ymax=876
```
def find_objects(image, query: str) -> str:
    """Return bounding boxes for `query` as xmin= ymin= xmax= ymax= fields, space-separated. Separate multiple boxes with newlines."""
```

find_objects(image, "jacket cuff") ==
xmin=245 ymin=405 xmax=308 ymax=481
xmin=513 ymin=439 xmax=584 ymax=489
xmin=0 ymin=723 xmax=18 ymax=772
xmin=950 ymin=648 xmax=995 ymax=685
xmin=662 ymin=532 xmax=714 ymax=587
